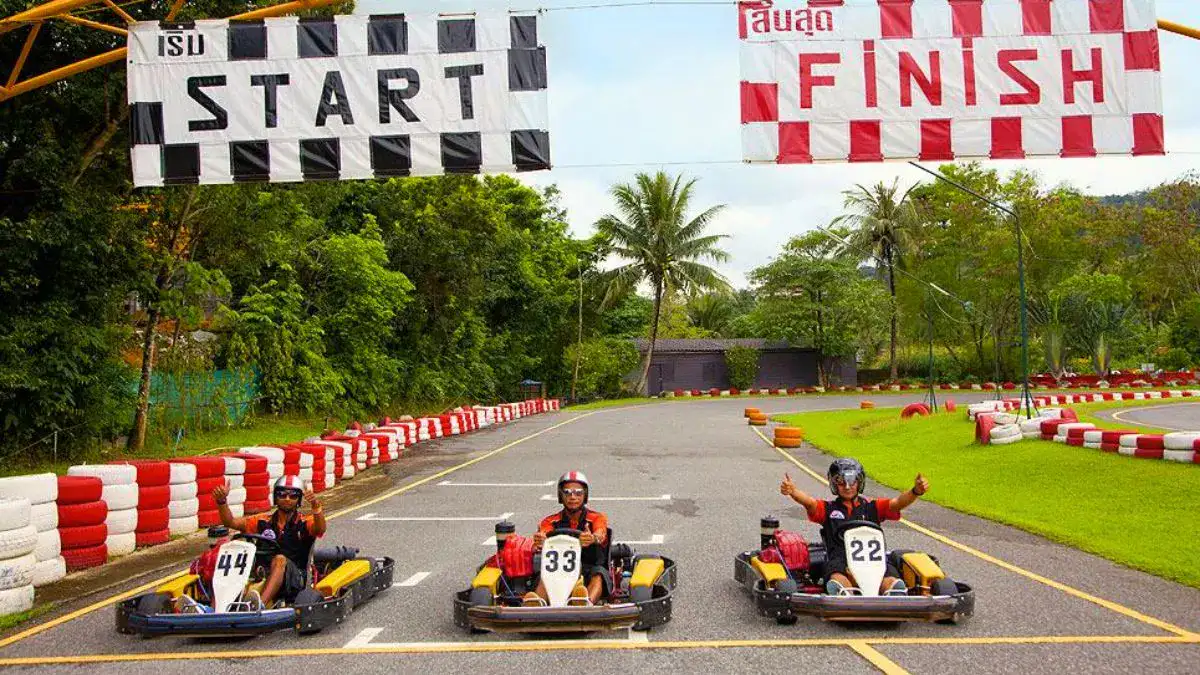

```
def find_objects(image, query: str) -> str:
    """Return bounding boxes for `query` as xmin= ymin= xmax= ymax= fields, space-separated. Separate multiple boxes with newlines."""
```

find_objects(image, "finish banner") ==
xmin=128 ymin=12 xmax=549 ymax=186
xmin=739 ymin=0 xmax=1164 ymax=164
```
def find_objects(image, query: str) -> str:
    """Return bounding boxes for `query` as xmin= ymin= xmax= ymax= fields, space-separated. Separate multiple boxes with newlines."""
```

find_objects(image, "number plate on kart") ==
xmin=843 ymin=526 xmax=886 ymax=598
xmin=541 ymin=535 xmax=582 ymax=607
xmin=212 ymin=540 xmax=257 ymax=612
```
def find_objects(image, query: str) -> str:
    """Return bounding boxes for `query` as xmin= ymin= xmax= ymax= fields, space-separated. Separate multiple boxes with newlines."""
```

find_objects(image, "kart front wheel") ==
xmin=932 ymin=578 xmax=963 ymax=625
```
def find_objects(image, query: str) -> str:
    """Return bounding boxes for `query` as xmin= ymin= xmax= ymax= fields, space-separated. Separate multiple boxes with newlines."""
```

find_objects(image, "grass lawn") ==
xmin=776 ymin=402 xmax=1200 ymax=588
xmin=1 ymin=415 xmax=332 ymax=478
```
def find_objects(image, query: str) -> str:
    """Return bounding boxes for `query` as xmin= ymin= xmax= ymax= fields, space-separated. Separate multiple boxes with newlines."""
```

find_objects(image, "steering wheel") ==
xmin=232 ymin=533 xmax=283 ymax=570
xmin=547 ymin=528 xmax=584 ymax=538
xmin=829 ymin=519 xmax=884 ymax=543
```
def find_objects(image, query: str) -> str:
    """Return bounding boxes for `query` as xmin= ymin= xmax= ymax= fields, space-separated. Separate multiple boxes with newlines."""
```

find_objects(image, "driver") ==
xmin=523 ymin=471 xmax=608 ymax=607
xmin=212 ymin=475 xmax=326 ymax=608
xmin=779 ymin=459 xmax=929 ymax=596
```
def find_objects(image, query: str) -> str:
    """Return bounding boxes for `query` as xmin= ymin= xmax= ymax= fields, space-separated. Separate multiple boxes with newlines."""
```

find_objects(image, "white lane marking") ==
xmin=480 ymin=534 xmax=665 ymax=546
xmin=344 ymin=627 xmax=385 ymax=648
xmin=344 ymin=627 xmax=647 ymax=649
xmin=617 ymin=534 xmax=665 ymax=545
xmin=393 ymin=572 xmax=431 ymax=587
xmin=358 ymin=512 xmax=515 ymax=522
xmin=539 ymin=494 xmax=671 ymax=502
xmin=439 ymin=480 xmax=556 ymax=487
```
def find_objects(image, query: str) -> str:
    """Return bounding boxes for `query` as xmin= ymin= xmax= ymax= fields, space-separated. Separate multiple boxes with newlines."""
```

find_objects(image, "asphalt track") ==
xmin=1098 ymin=401 xmax=1200 ymax=432
xmin=0 ymin=394 xmax=1197 ymax=674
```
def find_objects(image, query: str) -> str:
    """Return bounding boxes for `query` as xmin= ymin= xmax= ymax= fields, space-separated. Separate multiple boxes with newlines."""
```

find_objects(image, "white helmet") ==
xmin=556 ymin=470 xmax=589 ymax=505
xmin=274 ymin=475 xmax=305 ymax=506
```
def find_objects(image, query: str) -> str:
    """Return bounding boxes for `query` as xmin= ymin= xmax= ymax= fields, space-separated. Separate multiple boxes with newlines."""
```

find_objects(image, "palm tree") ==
xmin=686 ymin=292 xmax=736 ymax=336
xmin=595 ymin=172 xmax=731 ymax=394
xmin=833 ymin=179 xmax=918 ymax=381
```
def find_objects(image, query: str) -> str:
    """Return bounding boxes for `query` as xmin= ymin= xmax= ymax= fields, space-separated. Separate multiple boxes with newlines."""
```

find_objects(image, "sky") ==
xmin=359 ymin=0 xmax=1200 ymax=289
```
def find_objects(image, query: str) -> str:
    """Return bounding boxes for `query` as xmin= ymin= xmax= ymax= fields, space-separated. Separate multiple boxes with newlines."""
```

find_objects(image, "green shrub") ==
xmin=724 ymin=346 xmax=760 ymax=390
xmin=1157 ymin=347 xmax=1192 ymax=372
xmin=564 ymin=339 xmax=641 ymax=400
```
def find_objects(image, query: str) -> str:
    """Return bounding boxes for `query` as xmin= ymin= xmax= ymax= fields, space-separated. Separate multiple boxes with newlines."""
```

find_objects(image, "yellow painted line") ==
xmin=750 ymin=427 xmax=1198 ymax=639
xmin=0 ymin=571 xmax=186 ymax=651
xmin=0 ymin=413 xmax=596 ymax=651
xmin=848 ymin=641 xmax=910 ymax=675
xmin=0 ymin=634 xmax=1195 ymax=666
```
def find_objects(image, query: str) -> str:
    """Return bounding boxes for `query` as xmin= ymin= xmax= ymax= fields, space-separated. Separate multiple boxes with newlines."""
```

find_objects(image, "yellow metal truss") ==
xmin=2 ymin=3 xmax=1199 ymax=103
xmin=0 ymin=0 xmax=343 ymax=102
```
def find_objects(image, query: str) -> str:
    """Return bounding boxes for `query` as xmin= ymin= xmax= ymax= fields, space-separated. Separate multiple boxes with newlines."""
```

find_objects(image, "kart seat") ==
xmin=313 ymin=545 xmax=360 ymax=566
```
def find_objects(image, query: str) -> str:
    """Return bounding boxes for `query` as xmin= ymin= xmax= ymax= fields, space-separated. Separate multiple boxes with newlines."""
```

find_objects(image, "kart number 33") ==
xmin=849 ymin=538 xmax=883 ymax=563
xmin=216 ymin=551 xmax=250 ymax=576
xmin=543 ymin=549 xmax=578 ymax=573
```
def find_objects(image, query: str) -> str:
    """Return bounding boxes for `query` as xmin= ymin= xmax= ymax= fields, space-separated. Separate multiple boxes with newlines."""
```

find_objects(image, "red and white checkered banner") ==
xmin=739 ymin=0 xmax=1164 ymax=164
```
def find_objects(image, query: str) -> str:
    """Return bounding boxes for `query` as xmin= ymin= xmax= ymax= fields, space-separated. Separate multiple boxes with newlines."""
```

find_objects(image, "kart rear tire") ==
xmin=136 ymin=592 xmax=171 ymax=616
xmin=775 ymin=614 xmax=799 ymax=625
xmin=932 ymin=578 xmax=962 ymax=624
xmin=468 ymin=587 xmax=494 ymax=607
xmin=630 ymin=586 xmax=652 ymax=604
xmin=467 ymin=587 xmax=494 ymax=634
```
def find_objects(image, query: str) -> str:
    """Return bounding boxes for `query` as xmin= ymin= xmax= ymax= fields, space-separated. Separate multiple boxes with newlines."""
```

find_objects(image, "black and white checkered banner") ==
xmin=127 ymin=12 xmax=549 ymax=186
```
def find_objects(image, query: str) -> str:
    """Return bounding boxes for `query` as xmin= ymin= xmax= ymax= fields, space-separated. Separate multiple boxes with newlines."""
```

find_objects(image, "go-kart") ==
xmin=734 ymin=516 xmax=974 ymax=624
xmin=454 ymin=522 xmax=676 ymax=633
xmin=116 ymin=530 xmax=394 ymax=637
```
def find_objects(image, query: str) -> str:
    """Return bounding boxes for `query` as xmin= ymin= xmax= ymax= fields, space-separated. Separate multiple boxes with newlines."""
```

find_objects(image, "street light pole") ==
xmin=925 ymin=286 xmax=938 ymax=411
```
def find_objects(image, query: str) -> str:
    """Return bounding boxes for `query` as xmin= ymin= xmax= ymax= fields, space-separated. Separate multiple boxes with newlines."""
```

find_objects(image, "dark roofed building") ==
xmin=631 ymin=339 xmax=855 ymax=395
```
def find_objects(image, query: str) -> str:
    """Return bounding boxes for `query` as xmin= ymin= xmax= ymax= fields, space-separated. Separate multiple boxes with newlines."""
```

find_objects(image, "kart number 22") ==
xmin=544 ymin=549 xmax=578 ymax=573
xmin=216 ymin=551 xmax=250 ymax=577
xmin=849 ymin=539 xmax=883 ymax=563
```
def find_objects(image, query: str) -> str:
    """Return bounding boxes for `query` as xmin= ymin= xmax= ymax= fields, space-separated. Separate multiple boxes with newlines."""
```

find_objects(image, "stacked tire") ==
xmin=0 ymin=474 xmax=62 ymax=588
xmin=68 ymin=465 xmax=138 ymax=558
xmin=56 ymin=475 xmax=106 ymax=571
xmin=166 ymin=461 xmax=199 ymax=536
xmin=219 ymin=455 xmax=248 ymax=518
xmin=228 ymin=453 xmax=271 ymax=515
xmin=0 ymin=498 xmax=37 ymax=614
xmin=169 ymin=458 xmax=225 ymax=527
xmin=241 ymin=448 xmax=286 ymax=506
xmin=109 ymin=461 xmax=171 ymax=550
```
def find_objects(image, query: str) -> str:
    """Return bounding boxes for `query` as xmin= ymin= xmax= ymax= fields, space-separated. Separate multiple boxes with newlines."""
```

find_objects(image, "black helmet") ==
xmin=827 ymin=458 xmax=866 ymax=496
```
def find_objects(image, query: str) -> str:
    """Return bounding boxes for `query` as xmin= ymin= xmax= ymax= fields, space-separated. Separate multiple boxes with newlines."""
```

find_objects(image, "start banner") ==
xmin=739 ymin=0 xmax=1164 ymax=164
xmin=128 ymin=12 xmax=550 ymax=186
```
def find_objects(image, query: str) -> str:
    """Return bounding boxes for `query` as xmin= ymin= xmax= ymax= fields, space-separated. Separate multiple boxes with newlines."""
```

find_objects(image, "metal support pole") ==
xmin=906 ymin=161 xmax=1037 ymax=419
xmin=925 ymin=288 xmax=938 ymax=412
xmin=1013 ymin=208 xmax=1035 ymax=420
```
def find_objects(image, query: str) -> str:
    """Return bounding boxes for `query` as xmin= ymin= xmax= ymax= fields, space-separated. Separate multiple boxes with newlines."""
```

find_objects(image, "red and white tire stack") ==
xmin=297 ymin=445 xmax=333 ymax=493
xmin=0 ymin=474 xmax=62 ymax=588
xmin=166 ymin=461 xmax=199 ymax=536
xmin=168 ymin=458 xmax=226 ymax=526
xmin=1164 ymin=432 xmax=1200 ymax=463
xmin=56 ymin=475 xmax=106 ymax=571
xmin=67 ymin=465 xmax=138 ymax=558
xmin=229 ymin=453 xmax=271 ymax=514
xmin=109 ymin=461 xmax=171 ymax=549
xmin=240 ymin=448 xmax=286 ymax=504
xmin=0 ymin=498 xmax=37 ymax=615
xmin=219 ymin=455 xmax=248 ymax=519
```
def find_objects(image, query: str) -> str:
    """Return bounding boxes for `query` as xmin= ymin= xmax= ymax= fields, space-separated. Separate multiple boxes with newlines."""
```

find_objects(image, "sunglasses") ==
xmin=275 ymin=489 xmax=302 ymax=500
xmin=560 ymin=488 xmax=585 ymax=497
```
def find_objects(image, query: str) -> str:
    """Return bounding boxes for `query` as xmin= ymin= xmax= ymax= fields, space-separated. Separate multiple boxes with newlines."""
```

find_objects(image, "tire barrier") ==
xmin=747 ymin=412 xmax=768 ymax=426
xmin=0 ymin=474 xmax=61 ymax=589
xmin=944 ymin=399 xmax=956 ymax=412
xmin=0 ymin=398 xmax=560 ymax=615
xmin=774 ymin=426 xmax=803 ymax=448
xmin=900 ymin=403 xmax=930 ymax=419
xmin=67 ymin=465 xmax=137 ymax=562
xmin=743 ymin=407 xmax=760 ymax=418
xmin=860 ymin=401 xmax=875 ymax=409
